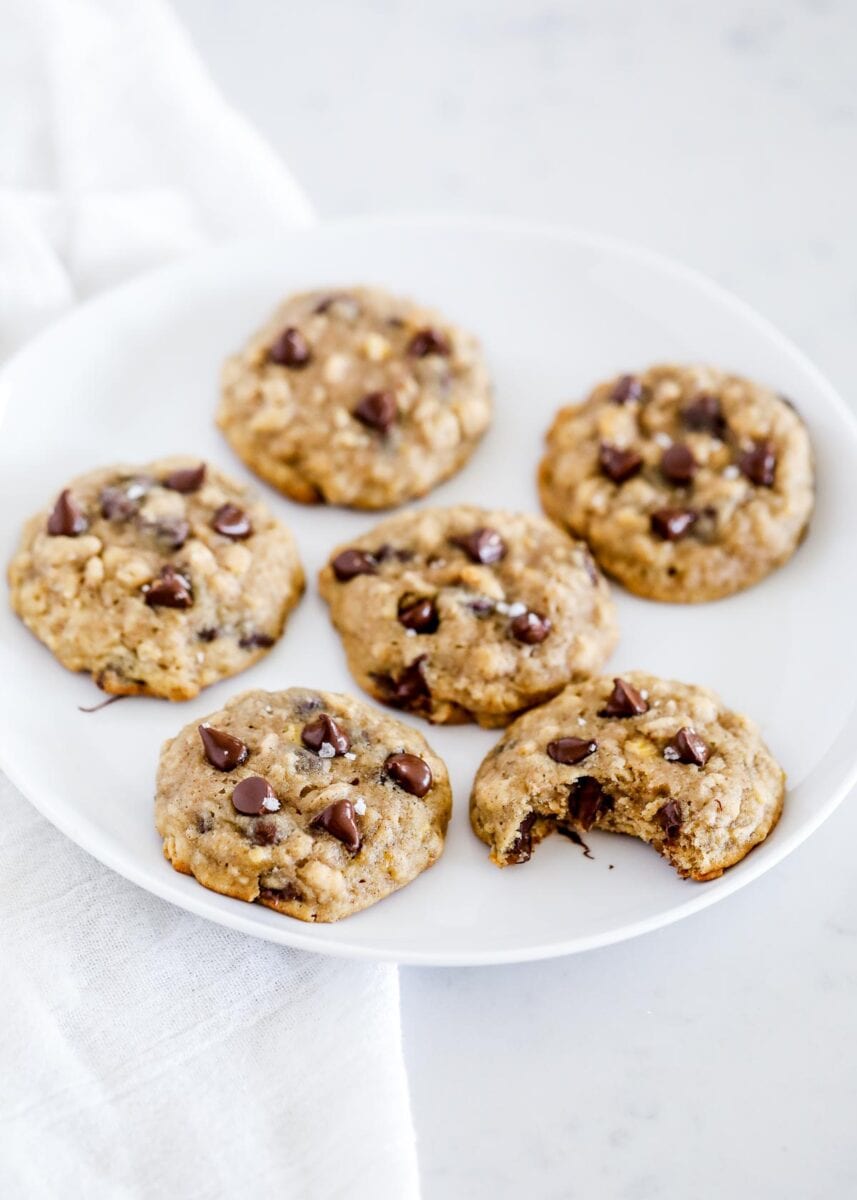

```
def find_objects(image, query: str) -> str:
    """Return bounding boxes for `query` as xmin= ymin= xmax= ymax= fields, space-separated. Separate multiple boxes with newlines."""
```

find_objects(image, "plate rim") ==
xmin=2 ymin=212 xmax=856 ymax=967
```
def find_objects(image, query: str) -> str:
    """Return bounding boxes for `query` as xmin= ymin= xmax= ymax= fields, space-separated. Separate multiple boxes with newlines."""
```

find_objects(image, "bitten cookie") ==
xmin=8 ymin=459 xmax=304 ymax=700
xmin=217 ymin=286 xmax=493 ymax=509
xmin=538 ymin=364 xmax=814 ymax=602
xmin=318 ymin=505 xmax=619 ymax=728
xmin=470 ymin=671 xmax=784 ymax=880
xmin=156 ymin=687 xmax=452 ymax=922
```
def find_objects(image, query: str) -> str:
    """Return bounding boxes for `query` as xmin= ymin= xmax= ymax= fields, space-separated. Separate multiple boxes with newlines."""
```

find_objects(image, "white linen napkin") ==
xmin=0 ymin=3 xmax=419 ymax=1197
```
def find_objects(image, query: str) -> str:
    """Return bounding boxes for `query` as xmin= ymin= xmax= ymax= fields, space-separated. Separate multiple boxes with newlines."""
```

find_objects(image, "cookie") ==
xmin=318 ymin=505 xmax=619 ymax=728
xmin=217 ymin=286 xmax=492 ymax=509
xmin=538 ymin=364 xmax=814 ymax=602
xmin=156 ymin=687 xmax=452 ymax=922
xmin=8 ymin=458 xmax=304 ymax=700
xmin=470 ymin=671 xmax=784 ymax=880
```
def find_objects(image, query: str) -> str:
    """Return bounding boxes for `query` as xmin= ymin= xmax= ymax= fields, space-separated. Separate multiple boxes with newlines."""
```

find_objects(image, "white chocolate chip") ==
xmin=343 ymin=751 xmax=356 ymax=761
xmin=353 ymin=797 xmax=367 ymax=816
xmin=506 ymin=601 xmax=527 ymax=618
xmin=261 ymin=795 xmax=281 ymax=812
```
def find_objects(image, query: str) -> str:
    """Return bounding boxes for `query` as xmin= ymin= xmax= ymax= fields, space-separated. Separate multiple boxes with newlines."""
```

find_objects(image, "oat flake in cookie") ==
xmin=217 ymin=286 xmax=493 ymax=509
xmin=538 ymin=364 xmax=815 ymax=602
xmin=318 ymin=505 xmax=619 ymax=728
xmin=7 ymin=458 xmax=304 ymax=700
xmin=470 ymin=671 xmax=785 ymax=880
xmin=155 ymin=688 xmax=452 ymax=922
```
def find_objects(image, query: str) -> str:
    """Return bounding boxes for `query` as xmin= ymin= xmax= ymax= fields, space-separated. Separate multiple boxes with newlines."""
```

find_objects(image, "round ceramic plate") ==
xmin=1 ymin=216 xmax=855 ymax=965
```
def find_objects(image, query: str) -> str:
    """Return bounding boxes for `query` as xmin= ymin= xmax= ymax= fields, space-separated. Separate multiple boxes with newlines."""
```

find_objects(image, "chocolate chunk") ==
xmin=599 ymin=677 xmax=649 ymax=718
xmin=198 ymin=724 xmax=249 ymax=771
xmin=664 ymin=727 xmax=710 ymax=767
xmin=568 ymin=776 xmax=612 ymax=830
xmin=354 ymin=390 xmax=398 ymax=433
xmin=547 ymin=737 xmax=597 ymax=765
xmin=506 ymin=812 xmax=537 ymax=864
xmin=650 ymin=507 xmax=698 ymax=541
xmin=100 ymin=486 xmax=139 ymax=521
xmin=301 ymin=713 xmax=350 ymax=756
xmin=398 ymin=595 xmax=439 ymax=633
xmin=269 ymin=326 xmax=311 ymax=367
xmin=249 ymin=818 xmax=282 ymax=846
xmin=660 ymin=442 xmax=697 ymax=485
xmin=558 ymin=827 xmax=594 ymax=858
xmin=450 ymin=527 xmax=507 ymax=564
xmin=377 ymin=656 xmax=430 ymax=710
xmin=47 ymin=489 xmax=88 ymax=536
xmin=682 ymin=393 xmax=726 ymax=436
xmin=655 ymin=800 xmax=682 ymax=842
xmin=197 ymin=627 xmax=219 ymax=642
xmin=407 ymin=327 xmax=450 ymax=358
xmin=164 ymin=463 xmax=206 ymax=493
xmin=212 ymin=504 xmax=252 ymax=539
xmin=332 ymin=549 xmax=377 ymax=581
xmin=311 ymin=799 xmax=361 ymax=853
xmin=385 ymin=752 xmax=433 ymax=797
xmin=152 ymin=517 xmax=190 ymax=550
xmin=258 ymin=882 xmax=302 ymax=903
xmin=238 ymin=631 xmax=275 ymax=649
xmin=610 ymin=374 xmax=644 ymax=405
xmin=232 ymin=775 xmax=279 ymax=816
xmin=738 ymin=439 xmax=777 ymax=487
xmin=143 ymin=565 xmax=193 ymax=608
xmin=510 ymin=611 xmax=551 ymax=644
xmin=599 ymin=443 xmax=643 ymax=484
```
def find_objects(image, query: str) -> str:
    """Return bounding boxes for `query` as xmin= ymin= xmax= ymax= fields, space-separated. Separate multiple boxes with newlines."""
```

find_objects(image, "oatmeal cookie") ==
xmin=217 ymin=286 xmax=493 ymax=509
xmin=156 ymin=687 xmax=452 ymax=921
xmin=8 ymin=458 xmax=304 ymax=700
xmin=318 ymin=505 xmax=618 ymax=728
xmin=470 ymin=671 xmax=784 ymax=880
xmin=538 ymin=364 xmax=814 ymax=602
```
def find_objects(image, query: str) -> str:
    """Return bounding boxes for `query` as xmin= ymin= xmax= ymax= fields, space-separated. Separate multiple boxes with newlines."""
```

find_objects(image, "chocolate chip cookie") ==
xmin=471 ymin=671 xmax=784 ymax=880
xmin=538 ymin=364 xmax=815 ymax=602
xmin=217 ymin=286 xmax=493 ymax=509
xmin=8 ymin=458 xmax=304 ymax=700
xmin=156 ymin=687 xmax=452 ymax=921
xmin=318 ymin=506 xmax=619 ymax=728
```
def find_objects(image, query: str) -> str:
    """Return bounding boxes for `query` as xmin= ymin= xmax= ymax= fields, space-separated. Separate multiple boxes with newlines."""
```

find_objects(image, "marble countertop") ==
xmin=174 ymin=1 xmax=857 ymax=1194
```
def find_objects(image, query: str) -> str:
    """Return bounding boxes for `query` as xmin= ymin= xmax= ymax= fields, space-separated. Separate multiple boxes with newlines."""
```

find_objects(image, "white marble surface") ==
xmin=174 ymin=2 xmax=857 ymax=1195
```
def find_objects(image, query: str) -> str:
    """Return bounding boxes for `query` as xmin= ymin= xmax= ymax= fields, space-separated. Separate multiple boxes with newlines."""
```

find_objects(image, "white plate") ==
xmin=2 ymin=216 xmax=856 ymax=966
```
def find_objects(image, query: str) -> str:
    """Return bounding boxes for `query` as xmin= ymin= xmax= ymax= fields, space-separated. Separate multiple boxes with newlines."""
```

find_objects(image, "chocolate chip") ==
xmin=373 ymin=544 xmax=413 ymax=564
xmin=164 ymin=463 xmax=206 ymax=493
xmin=407 ymin=327 xmax=450 ymax=357
xmin=599 ymin=677 xmax=649 ymax=718
xmin=258 ymin=882 xmax=302 ymax=903
xmin=198 ymin=724 xmax=249 ymax=771
xmin=738 ymin=439 xmax=777 ymax=487
xmin=143 ymin=564 xmax=193 ymax=608
xmin=47 ymin=489 xmax=88 ymax=536
xmin=599 ymin=443 xmax=643 ymax=484
xmin=376 ymin=656 xmax=430 ymax=710
xmin=249 ymin=818 xmax=282 ymax=846
xmin=212 ymin=504 xmax=252 ymax=539
xmin=450 ymin=527 xmax=507 ymax=564
xmin=660 ymin=442 xmax=697 ymax=485
xmin=332 ymin=549 xmax=378 ymax=581
xmin=232 ymin=775 xmax=279 ymax=816
xmin=385 ymin=752 xmax=433 ymax=797
xmin=269 ymin=326 xmax=311 ymax=367
xmin=650 ymin=507 xmax=698 ymax=541
xmin=238 ymin=631 xmax=275 ymax=649
xmin=610 ymin=374 xmax=644 ymax=405
xmin=354 ymin=390 xmax=398 ymax=433
xmin=301 ymin=713 xmax=350 ymax=756
xmin=506 ymin=812 xmax=537 ymax=864
xmin=100 ymin=486 xmax=139 ymax=521
xmin=311 ymin=799 xmax=361 ymax=852
xmin=197 ymin=627 xmax=219 ymax=642
xmin=682 ymin=393 xmax=726 ymax=436
xmin=558 ymin=827 xmax=594 ymax=858
xmin=152 ymin=517 xmax=190 ymax=550
xmin=468 ymin=597 xmax=495 ymax=618
xmin=510 ymin=611 xmax=551 ymax=644
xmin=664 ymin=727 xmax=710 ymax=767
xmin=568 ymin=776 xmax=612 ymax=830
xmin=398 ymin=595 xmax=439 ymax=633
xmin=655 ymin=800 xmax=682 ymax=842
xmin=547 ymin=737 xmax=597 ymax=765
